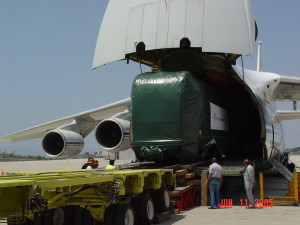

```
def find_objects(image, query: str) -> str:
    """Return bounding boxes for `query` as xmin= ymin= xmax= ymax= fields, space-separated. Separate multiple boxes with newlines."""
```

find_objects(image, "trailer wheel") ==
xmin=114 ymin=204 xmax=135 ymax=225
xmin=136 ymin=197 xmax=154 ymax=225
xmin=72 ymin=206 xmax=85 ymax=225
xmin=131 ymin=197 xmax=139 ymax=210
xmin=43 ymin=210 xmax=54 ymax=225
xmin=44 ymin=208 xmax=65 ymax=225
xmin=104 ymin=204 xmax=118 ymax=225
xmin=33 ymin=214 xmax=43 ymax=225
xmin=53 ymin=208 xmax=65 ymax=225
xmin=153 ymin=187 xmax=170 ymax=212
xmin=63 ymin=206 xmax=73 ymax=225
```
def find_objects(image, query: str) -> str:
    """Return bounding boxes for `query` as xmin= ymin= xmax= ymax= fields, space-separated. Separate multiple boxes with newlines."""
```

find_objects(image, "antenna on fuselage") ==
xmin=256 ymin=41 xmax=262 ymax=71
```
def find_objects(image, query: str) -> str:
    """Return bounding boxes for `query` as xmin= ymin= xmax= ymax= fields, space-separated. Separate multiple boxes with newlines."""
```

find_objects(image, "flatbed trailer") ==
xmin=0 ymin=169 xmax=174 ymax=225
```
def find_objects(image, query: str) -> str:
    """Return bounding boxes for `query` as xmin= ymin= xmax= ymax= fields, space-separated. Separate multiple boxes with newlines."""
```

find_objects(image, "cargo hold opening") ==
xmin=220 ymin=75 xmax=264 ymax=160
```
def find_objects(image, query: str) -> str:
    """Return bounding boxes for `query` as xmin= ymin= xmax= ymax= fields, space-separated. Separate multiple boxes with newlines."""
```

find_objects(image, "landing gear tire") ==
xmin=114 ymin=204 xmax=135 ymax=225
xmin=152 ymin=187 xmax=170 ymax=212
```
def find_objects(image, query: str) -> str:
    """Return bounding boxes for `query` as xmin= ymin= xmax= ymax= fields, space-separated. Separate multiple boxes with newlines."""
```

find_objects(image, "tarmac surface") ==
xmin=0 ymin=155 xmax=299 ymax=225
xmin=0 ymin=158 xmax=132 ymax=172
xmin=159 ymin=205 xmax=299 ymax=225
xmin=159 ymin=155 xmax=300 ymax=225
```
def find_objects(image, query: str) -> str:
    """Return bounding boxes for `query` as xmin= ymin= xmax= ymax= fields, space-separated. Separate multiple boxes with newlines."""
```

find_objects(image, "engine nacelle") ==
xmin=42 ymin=129 xmax=84 ymax=158
xmin=95 ymin=118 xmax=130 ymax=152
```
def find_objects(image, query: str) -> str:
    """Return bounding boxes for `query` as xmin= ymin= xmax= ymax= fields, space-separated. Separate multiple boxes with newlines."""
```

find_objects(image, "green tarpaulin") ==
xmin=131 ymin=71 xmax=229 ymax=163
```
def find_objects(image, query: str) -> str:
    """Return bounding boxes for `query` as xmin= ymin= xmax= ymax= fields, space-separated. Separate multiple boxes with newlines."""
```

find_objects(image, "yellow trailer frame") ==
xmin=0 ymin=169 xmax=173 ymax=224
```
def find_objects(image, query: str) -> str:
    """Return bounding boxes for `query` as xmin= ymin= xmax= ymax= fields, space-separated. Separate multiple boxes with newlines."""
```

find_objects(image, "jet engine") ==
xmin=95 ymin=118 xmax=130 ymax=152
xmin=42 ymin=129 xmax=84 ymax=158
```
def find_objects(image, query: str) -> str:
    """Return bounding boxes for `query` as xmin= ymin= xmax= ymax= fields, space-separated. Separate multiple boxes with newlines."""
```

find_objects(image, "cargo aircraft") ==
xmin=1 ymin=0 xmax=299 ymax=179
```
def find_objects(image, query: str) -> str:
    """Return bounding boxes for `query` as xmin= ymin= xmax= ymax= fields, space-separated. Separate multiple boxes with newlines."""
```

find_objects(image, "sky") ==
xmin=0 ymin=0 xmax=300 ymax=156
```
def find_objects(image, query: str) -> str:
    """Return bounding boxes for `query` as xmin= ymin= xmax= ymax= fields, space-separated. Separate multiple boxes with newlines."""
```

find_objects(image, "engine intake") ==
xmin=95 ymin=118 xmax=130 ymax=152
xmin=42 ymin=129 xmax=84 ymax=158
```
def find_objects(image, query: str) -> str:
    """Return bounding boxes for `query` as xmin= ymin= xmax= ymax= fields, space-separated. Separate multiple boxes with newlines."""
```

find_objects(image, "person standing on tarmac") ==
xmin=105 ymin=159 xmax=116 ymax=170
xmin=243 ymin=159 xmax=256 ymax=208
xmin=81 ymin=157 xmax=95 ymax=169
xmin=206 ymin=158 xmax=222 ymax=209
xmin=93 ymin=160 xmax=99 ymax=169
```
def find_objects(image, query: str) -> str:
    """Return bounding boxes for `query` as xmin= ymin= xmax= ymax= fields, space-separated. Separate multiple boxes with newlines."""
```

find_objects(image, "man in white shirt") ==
xmin=207 ymin=158 xmax=222 ymax=209
xmin=243 ymin=159 xmax=256 ymax=208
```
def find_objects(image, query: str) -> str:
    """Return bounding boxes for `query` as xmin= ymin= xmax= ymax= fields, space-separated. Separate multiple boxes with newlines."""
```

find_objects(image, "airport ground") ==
xmin=0 ymin=155 xmax=299 ymax=225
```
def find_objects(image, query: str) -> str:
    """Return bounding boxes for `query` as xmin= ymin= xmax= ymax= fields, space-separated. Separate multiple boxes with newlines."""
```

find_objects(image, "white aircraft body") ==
xmin=0 ymin=0 xmax=299 ymax=179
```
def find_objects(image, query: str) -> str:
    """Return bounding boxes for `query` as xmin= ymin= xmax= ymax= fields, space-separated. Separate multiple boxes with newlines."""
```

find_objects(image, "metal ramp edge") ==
xmin=269 ymin=158 xmax=293 ymax=182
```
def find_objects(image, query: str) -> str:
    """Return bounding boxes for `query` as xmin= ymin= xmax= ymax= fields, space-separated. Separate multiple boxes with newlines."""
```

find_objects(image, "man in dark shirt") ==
xmin=81 ymin=157 xmax=94 ymax=169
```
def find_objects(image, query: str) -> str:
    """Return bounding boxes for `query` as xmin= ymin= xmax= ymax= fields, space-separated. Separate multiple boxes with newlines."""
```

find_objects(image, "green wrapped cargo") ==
xmin=131 ymin=71 xmax=230 ymax=164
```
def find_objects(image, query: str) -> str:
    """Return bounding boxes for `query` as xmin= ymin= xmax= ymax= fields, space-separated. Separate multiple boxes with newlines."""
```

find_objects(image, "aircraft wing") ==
xmin=272 ymin=75 xmax=300 ymax=101
xmin=272 ymin=75 xmax=300 ymax=121
xmin=0 ymin=98 xmax=131 ymax=142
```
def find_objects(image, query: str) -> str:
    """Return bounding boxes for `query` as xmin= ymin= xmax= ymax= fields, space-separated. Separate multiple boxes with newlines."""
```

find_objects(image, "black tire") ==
xmin=44 ymin=208 xmax=66 ymax=225
xmin=63 ymin=206 xmax=73 ymax=225
xmin=152 ymin=187 xmax=170 ymax=212
xmin=43 ymin=210 xmax=54 ymax=225
xmin=72 ymin=206 xmax=85 ymax=225
xmin=34 ymin=214 xmax=44 ymax=225
xmin=131 ymin=197 xmax=141 ymax=225
xmin=136 ymin=197 xmax=154 ymax=225
xmin=131 ymin=197 xmax=140 ymax=211
xmin=104 ymin=204 xmax=118 ymax=225
xmin=114 ymin=204 xmax=135 ymax=225
xmin=287 ymin=163 xmax=296 ymax=173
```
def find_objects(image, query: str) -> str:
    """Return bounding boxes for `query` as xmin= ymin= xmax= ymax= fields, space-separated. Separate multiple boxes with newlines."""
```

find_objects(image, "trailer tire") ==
xmin=72 ymin=206 xmax=85 ymax=225
xmin=43 ymin=210 xmax=54 ymax=225
xmin=136 ymin=197 xmax=154 ymax=225
xmin=114 ymin=204 xmax=135 ymax=225
xmin=44 ymin=208 xmax=65 ymax=225
xmin=131 ymin=197 xmax=139 ymax=210
xmin=53 ymin=208 xmax=65 ymax=225
xmin=63 ymin=206 xmax=73 ymax=225
xmin=104 ymin=204 xmax=118 ymax=225
xmin=33 ymin=214 xmax=43 ymax=225
xmin=153 ymin=187 xmax=170 ymax=212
